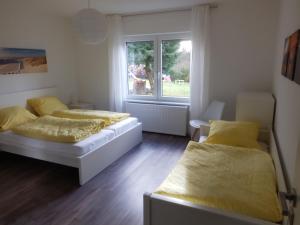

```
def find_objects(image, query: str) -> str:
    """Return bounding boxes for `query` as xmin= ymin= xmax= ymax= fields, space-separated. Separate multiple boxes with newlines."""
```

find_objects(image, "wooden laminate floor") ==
xmin=0 ymin=132 xmax=189 ymax=225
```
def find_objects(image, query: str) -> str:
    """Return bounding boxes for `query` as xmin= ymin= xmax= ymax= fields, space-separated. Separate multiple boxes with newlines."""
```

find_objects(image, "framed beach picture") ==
xmin=0 ymin=48 xmax=48 ymax=75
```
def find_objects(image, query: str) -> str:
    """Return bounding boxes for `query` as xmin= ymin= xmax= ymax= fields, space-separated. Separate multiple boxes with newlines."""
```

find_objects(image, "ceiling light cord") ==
xmin=88 ymin=0 xmax=91 ymax=9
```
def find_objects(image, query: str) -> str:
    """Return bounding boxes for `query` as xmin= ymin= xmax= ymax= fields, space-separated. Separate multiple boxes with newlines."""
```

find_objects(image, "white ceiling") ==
xmin=21 ymin=0 xmax=219 ymax=17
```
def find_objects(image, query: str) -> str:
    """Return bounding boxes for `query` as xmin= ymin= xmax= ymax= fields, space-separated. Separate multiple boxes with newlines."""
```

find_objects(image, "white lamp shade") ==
xmin=73 ymin=8 xmax=108 ymax=44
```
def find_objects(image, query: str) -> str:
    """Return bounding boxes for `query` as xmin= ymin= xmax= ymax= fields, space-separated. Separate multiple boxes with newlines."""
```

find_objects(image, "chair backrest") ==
xmin=202 ymin=100 xmax=225 ymax=122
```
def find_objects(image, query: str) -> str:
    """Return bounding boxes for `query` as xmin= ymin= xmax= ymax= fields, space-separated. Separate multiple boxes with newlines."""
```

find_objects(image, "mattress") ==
xmin=104 ymin=117 xmax=138 ymax=136
xmin=0 ymin=117 xmax=139 ymax=157
xmin=0 ymin=129 xmax=115 ymax=157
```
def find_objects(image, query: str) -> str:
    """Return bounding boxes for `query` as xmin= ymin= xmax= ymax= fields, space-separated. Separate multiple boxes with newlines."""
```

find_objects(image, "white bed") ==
xmin=0 ymin=129 xmax=115 ymax=157
xmin=0 ymin=87 xmax=143 ymax=185
xmin=0 ymin=117 xmax=139 ymax=157
xmin=105 ymin=117 xmax=139 ymax=136
xmin=144 ymin=92 xmax=296 ymax=225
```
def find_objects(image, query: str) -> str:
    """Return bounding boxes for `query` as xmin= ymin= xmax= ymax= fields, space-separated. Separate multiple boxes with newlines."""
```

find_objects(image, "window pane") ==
xmin=161 ymin=39 xmax=191 ymax=98
xmin=126 ymin=41 xmax=155 ymax=96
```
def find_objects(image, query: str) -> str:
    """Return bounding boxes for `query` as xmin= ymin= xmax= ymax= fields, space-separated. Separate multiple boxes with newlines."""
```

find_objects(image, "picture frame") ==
xmin=293 ymin=32 xmax=300 ymax=85
xmin=0 ymin=48 xmax=48 ymax=75
xmin=286 ymin=30 xmax=299 ymax=80
xmin=281 ymin=37 xmax=289 ymax=77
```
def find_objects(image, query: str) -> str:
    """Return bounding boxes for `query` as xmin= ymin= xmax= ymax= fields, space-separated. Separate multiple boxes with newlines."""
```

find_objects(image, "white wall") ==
xmin=0 ymin=0 xmax=279 ymax=119
xmin=123 ymin=10 xmax=191 ymax=35
xmin=76 ymin=10 xmax=191 ymax=109
xmin=209 ymin=0 xmax=279 ymax=119
xmin=77 ymin=0 xmax=279 ymax=119
xmin=0 ymin=0 xmax=77 ymax=103
xmin=272 ymin=0 xmax=300 ymax=183
xmin=76 ymin=39 xmax=110 ymax=109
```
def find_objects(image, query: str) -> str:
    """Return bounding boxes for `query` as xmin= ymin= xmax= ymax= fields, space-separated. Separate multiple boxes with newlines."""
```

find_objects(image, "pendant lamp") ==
xmin=73 ymin=0 xmax=108 ymax=44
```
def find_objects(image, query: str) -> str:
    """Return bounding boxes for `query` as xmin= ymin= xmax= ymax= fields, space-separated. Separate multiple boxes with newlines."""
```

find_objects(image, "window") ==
xmin=125 ymin=33 xmax=191 ymax=102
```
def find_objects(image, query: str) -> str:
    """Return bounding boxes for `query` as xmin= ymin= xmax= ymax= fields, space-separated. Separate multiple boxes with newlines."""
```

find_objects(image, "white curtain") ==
xmin=108 ymin=15 xmax=126 ymax=112
xmin=190 ymin=5 xmax=211 ymax=120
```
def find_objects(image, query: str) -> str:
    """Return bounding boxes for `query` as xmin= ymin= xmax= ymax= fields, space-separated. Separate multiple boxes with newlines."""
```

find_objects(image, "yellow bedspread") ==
xmin=52 ymin=109 xmax=130 ymax=126
xmin=155 ymin=141 xmax=282 ymax=222
xmin=12 ymin=115 xmax=105 ymax=143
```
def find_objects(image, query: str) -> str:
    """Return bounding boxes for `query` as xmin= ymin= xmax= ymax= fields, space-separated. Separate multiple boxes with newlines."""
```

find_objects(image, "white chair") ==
xmin=190 ymin=100 xmax=225 ymax=141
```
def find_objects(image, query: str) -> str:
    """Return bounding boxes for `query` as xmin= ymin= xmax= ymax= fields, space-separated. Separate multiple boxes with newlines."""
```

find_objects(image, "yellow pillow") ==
xmin=27 ymin=96 xmax=68 ymax=116
xmin=0 ymin=106 xmax=37 ymax=131
xmin=204 ymin=120 xmax=261 ymax=149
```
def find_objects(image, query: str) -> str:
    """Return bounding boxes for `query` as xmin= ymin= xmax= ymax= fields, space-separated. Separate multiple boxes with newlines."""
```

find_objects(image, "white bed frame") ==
xmin=144 ymin=92 xmax=297 ymax=225
xmin=0 ymin=87 xmax=143 ymax=185
xmin=144 ymin=127 xmax=294 ymax=225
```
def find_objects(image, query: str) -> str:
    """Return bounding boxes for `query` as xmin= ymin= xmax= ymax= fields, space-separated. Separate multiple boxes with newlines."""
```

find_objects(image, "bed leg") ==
xmin=144 ymin=193 xmax=152 ymax=225
xmin=78 ymin=167 xmax=86 ymax=186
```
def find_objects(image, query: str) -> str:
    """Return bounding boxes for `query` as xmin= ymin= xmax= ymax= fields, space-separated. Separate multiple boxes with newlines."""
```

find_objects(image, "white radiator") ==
xmin=125 ymin=102 xmax=188 ymax=136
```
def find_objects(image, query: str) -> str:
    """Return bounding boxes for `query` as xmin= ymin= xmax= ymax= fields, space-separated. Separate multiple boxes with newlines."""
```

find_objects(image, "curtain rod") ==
xmin=111 ymin=3 xmax=218 ymax=17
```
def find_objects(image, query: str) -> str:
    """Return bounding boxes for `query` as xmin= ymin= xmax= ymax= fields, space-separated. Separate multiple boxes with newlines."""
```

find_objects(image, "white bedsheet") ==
xmin=0 ymin=129 xmax=115 ymax=157
xmin=104 ymin=117 xmax=138 ymax=136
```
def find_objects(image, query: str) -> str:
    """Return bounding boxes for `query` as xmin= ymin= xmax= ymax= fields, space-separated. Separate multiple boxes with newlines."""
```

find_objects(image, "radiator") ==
xmin=125 ymin=102 xmax=188 ymax=136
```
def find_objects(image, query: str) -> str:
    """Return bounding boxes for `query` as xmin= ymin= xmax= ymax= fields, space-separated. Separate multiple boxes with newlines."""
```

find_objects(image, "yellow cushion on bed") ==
xmin=0 ymin=106 xmax=37 ymax=131
xmin=204 ymin=120 xmax=261 ymax=149
xmin=27 ymin=96 xmax=68 ymax=116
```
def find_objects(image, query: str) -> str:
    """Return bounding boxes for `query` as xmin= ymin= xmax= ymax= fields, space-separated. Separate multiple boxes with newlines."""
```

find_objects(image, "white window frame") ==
xmin=124 ymin=34 xmax=158 ymax=101
xmin=124 ymin=32 xmax=191 ymax=103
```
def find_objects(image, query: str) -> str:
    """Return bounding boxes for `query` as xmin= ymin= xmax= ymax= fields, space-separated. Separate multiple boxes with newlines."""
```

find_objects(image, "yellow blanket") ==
xmin=52 ymin=109 xmax=130 ymax=126
xmin=12 ymin=115 xmax=105 ymax=143
xmin=155 ymin=141 xmax=282 ymax=222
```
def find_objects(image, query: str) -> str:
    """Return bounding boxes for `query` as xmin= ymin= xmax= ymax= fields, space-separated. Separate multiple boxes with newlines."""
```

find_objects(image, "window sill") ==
xmin=125 ymin=99 xmax=190 ymax=107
